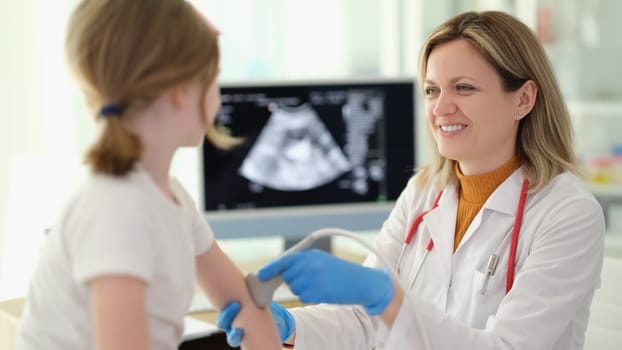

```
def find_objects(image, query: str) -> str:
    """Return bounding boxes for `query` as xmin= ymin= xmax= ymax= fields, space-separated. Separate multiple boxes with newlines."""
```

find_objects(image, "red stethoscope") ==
xmin=396 ymin=178 xmax=529 ymax=294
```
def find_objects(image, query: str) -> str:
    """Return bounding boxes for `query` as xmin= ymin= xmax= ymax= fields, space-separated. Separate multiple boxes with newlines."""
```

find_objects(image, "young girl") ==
xmin=16 ymin=0 xmax=280 ymax=349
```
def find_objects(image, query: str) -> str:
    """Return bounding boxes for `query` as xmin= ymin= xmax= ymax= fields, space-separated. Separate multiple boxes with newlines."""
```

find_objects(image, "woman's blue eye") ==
xmin=457 ymin=84 xmax=474 ymax=91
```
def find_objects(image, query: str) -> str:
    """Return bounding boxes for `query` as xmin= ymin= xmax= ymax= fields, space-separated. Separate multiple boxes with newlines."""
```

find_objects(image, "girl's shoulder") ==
xmin=69 ymin=168 xmax=150 ymax=216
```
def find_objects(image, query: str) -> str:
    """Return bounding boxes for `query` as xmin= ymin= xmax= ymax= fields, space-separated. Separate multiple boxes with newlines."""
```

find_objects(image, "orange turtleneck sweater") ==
xmin=453 ymin=157 xmax=521 ymax=252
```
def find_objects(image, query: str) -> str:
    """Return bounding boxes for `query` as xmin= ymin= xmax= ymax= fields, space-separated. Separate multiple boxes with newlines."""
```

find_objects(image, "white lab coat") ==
xmin=290 ymin=169 xmax=605 ymax=349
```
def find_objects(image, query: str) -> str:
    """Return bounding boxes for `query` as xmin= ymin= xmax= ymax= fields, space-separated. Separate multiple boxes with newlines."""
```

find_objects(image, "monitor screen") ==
xmin=202 ymin=79 xmax=416 ymax=212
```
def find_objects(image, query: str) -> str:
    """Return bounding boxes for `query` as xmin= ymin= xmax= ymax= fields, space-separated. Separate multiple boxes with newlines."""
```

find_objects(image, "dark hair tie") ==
xmin=99 ymin=104 xmax=124 ymax=118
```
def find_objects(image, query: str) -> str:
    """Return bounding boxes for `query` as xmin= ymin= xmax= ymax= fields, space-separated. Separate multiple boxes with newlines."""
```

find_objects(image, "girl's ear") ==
xmin=169 ymin=84 xmax=190 ymax=109
xmin=516 ymin=80 xmax=537 ymax=119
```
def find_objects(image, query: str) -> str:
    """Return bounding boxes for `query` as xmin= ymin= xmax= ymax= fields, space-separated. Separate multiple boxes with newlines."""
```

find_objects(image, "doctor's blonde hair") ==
xmin=415 ymin=11 xmax=579 ymax=192
xmin=66 ymin=0 xmax=239 ymax=175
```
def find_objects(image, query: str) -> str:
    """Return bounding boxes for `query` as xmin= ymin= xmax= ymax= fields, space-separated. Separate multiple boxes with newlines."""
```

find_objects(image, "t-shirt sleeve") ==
xmin=67 ymin=183 xmax=155 ymax=285
xmin=191 ymin=206 xmax=214 ymax=256
xmin=170 ymin=177 xmax=214 ymax=256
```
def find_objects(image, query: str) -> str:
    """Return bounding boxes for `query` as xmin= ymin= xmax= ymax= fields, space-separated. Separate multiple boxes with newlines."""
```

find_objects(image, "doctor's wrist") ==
xmin=283 ymin=331 xmax=296 ymax=347
xmin=378 ymin=278 xmax=404 ymax=327
xmin=363 ymin=268 xmax=395 ymax=316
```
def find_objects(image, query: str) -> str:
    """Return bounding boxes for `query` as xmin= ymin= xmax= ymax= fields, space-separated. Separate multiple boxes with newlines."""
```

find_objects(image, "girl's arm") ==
xmin=196 ymin=242 xmax=281 ymax=350
xmin=89 ymin=276 xmax=149 ymax=350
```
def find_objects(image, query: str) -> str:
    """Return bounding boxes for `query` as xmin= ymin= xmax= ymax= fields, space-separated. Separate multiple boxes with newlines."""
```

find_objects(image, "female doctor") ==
xmin=218 ymin=11 xmax=605 ymax=349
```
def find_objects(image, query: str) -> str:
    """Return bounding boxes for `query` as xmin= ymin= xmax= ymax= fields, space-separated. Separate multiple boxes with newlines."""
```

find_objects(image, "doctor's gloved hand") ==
xmin=216 ymin=301 xmax=295 ymax=347
xmin=258 ymin=249 xmax=395 ymax=316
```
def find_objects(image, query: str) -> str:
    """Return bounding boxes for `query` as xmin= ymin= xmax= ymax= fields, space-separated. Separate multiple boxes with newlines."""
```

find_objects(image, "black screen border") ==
xmin=200 ymin=77 xmax=417 ymax=216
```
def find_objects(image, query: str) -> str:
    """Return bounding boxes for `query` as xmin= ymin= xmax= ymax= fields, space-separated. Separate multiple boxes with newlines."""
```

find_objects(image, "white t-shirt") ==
xmin=16 ymin=166 xmax=214 ymax=350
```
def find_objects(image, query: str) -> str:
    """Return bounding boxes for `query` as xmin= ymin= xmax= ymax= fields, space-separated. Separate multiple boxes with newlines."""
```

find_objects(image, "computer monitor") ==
xmin=201 ymin=78 xmax=416 ymax=239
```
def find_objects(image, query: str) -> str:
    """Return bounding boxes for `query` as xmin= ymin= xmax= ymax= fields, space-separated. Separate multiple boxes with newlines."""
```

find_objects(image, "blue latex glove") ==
xmin=258 ymin=249 xmax=395 ymax=316
xmin=216 ymin=301 xmax=295 ymax=347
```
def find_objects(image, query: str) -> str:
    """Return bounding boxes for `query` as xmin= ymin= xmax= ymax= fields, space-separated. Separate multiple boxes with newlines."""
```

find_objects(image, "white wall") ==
xmin=0 ymin=0 xmax=84 ymax=299
xmin=1 ymin=0 xmax=45 ymax=299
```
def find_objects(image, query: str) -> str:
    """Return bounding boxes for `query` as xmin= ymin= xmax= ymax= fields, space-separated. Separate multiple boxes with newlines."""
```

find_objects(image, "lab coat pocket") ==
xmin=468 ymin=269 xmax=506 ymax=328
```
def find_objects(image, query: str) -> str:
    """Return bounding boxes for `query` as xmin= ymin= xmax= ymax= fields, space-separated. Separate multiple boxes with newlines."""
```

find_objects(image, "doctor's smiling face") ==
xmin=424 ymin=39 xmax=535 ymax=176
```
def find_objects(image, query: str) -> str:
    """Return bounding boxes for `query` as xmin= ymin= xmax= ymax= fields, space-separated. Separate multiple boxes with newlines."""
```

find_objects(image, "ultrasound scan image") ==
xmin=239 ymin=104 xmax=352 ymax=191
xmin=202 ymin=81 xmax=415 ymax=211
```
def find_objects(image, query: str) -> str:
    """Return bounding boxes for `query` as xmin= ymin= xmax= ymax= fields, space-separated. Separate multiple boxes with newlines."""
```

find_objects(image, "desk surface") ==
xmin=0 ymin=296 xmax=301 ymax=350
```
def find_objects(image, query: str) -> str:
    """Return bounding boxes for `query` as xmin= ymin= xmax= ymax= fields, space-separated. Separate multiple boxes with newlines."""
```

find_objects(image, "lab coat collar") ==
xmin=421 ymin=168 xmax=525 ymax=261
xmin=453 ymin=169 xmax=525 ymax=253
xmin=483 ymin=168 xmax=526 ymax=216
xmin=421 ymin=183 xmax=459 ymax=278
